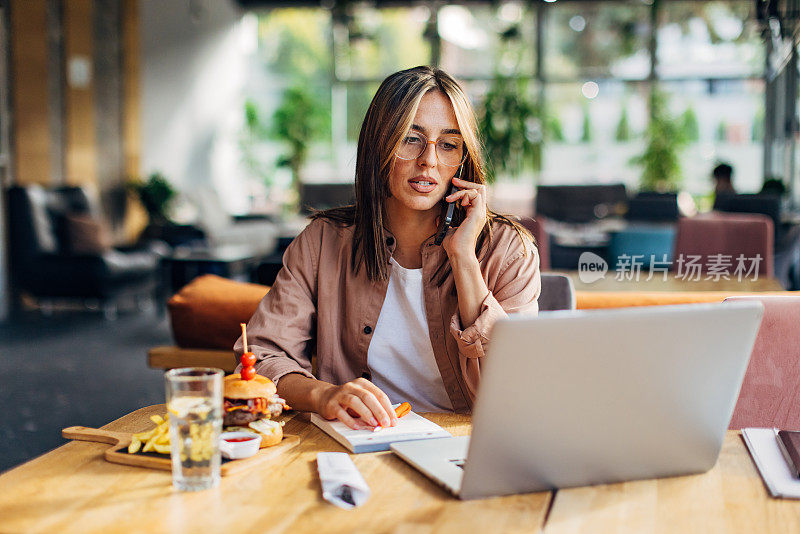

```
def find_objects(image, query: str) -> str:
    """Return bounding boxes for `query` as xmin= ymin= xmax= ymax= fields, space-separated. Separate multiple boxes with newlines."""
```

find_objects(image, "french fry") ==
xmin=129 ymin=413 xmax=171 ymax=454
xmin=128 ymin=436 xmax=142 ymax=454
xmin=135 ymin=429 xmax=155 ymax=441
xmin=142 ymin=435 xmax=157 ymax=452
xmin=129 ymin=411 xmax=218 ymax=461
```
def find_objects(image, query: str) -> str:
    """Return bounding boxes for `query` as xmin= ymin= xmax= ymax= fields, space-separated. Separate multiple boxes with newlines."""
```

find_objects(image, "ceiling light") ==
xmin=581 ymin=81 xmax=600 ymax=99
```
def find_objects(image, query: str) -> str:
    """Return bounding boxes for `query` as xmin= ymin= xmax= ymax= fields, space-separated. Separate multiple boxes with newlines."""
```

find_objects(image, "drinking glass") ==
xmin=165 ymin=367 xmax=223 ymax=491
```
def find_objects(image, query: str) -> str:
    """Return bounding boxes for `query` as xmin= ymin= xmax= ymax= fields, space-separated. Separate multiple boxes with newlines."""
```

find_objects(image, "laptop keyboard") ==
xmin=449 ymin=458 xmax=465 ymax=469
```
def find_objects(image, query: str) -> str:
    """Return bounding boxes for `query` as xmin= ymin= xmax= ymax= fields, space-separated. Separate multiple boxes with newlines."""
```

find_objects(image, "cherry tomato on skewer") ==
xmin=241 ymin=352 xmax=256 ymax=368
xmin=241 ymin=366 xmax=256 ymax=381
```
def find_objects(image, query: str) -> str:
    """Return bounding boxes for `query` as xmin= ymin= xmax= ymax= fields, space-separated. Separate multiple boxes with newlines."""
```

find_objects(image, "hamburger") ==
xmin=223 ymin=373 xmax=286 ymax=447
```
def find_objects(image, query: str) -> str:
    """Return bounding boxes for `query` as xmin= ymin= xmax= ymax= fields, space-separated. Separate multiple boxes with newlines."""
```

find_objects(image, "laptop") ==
xmin=391 ymin=302 xmax=764 ymax=500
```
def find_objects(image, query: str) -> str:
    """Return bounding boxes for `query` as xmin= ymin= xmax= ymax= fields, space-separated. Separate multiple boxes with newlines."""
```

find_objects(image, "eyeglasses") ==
xmin=395 ymin=131 xmax=467 ymax=168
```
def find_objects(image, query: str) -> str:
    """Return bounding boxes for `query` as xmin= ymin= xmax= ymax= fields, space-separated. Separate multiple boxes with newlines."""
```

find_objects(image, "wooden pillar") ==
xmin=122 ymin=0 xmax=140 ymax=180
xmin=10 ymin=0 xmax=51 ymax=185
xmin=121 ymin=0 xmax=147 ymax=241
xmin=63 ymin=0 xmax=97 ymax=187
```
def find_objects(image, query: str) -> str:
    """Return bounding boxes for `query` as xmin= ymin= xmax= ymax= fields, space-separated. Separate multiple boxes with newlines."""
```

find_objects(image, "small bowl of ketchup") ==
xmin=220 ymin=431 xmax=262 ymax=459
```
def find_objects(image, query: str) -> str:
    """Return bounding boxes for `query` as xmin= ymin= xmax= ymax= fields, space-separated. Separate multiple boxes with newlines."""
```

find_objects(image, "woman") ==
xmin=235 ymin=66 xmax=540 ymax=429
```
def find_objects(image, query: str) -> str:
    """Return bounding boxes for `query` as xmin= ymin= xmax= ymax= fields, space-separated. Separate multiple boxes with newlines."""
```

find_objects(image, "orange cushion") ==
xmin=168 ymin=274 xmax=269 ymax=350
xmin=576 ymin=290 xmax=799 ymax=309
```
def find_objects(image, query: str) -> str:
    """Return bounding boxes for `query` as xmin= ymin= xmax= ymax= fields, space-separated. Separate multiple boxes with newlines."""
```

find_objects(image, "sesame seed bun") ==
xmin=224 ymin=373 xmax=276 ymax=399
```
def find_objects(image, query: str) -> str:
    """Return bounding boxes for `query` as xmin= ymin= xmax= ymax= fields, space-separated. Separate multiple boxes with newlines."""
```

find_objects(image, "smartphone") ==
xmin=434 ymin=184 xmax=459 ymax=246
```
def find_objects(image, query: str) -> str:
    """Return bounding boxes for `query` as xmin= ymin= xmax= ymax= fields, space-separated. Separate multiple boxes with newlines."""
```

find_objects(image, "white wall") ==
xmin=140 ymin=0 xmax=251 ymax=214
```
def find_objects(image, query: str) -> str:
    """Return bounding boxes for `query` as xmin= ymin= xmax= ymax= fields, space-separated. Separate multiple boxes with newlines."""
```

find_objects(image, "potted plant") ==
xmin=128 ymin=172 xmax=176 ymax=224
xmin=631 ymin=88 xmax=688 ymax=192
xmin=272 ymin=85 xmax=326 ymax=210
xmin=240 ymin=99 xmax=272 ymax=189
xmin=478 ymin=16 xmax=542 ymax=184
xmin=479 ymin=76 xmax=542 ymax=183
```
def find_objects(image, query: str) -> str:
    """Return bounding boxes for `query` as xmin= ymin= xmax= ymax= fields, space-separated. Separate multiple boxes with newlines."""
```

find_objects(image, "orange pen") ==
xmin=394 ymin=402 xmax=411 ymax=418
xmin=372 ymin=402 xmax=412 ymax=432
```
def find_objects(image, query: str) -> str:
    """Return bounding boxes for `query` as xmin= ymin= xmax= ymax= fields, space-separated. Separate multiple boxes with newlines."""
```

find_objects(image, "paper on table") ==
xmin=310 ymin=409 xmax=451 ymax=453
xmin=741 ymin=428 xmax=800 ymax=499
xmin=317 ymin=452 xmax=370 ymax=509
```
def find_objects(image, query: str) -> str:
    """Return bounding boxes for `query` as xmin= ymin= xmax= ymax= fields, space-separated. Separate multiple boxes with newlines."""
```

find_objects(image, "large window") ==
xmin=660 ymin=79 xmax=765 ymax=195
xmin=241 ymin=0 xmax=769 ymax=207
xmin=544 ymin=0 xmax=652 ymax=80
xmin=334 ymin=6 xmax=430 ymax=81
xmin=439 ymin=3 xmax=537 ymax=78
xmin=657 ymin=1 xmax=764 ymax=79
xmin=541 ymin=80 xmax=649 ymax=187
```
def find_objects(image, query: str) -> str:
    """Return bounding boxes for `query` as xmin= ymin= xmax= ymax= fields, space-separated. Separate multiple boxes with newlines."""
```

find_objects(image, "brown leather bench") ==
xmin=148 ymin=346 xmax=237 ymax=372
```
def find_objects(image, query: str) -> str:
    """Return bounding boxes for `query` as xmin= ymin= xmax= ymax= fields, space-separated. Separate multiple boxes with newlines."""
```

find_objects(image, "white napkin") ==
xmin=317 ymin=452 xmax=371 ymax=509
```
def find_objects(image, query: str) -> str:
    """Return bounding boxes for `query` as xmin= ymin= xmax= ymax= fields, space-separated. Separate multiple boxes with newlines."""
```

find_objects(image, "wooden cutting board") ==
xmin=62 ymin=426 xmax=300 ymax=476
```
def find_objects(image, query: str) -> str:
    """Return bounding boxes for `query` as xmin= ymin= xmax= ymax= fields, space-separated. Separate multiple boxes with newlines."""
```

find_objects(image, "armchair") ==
xmin=8 ymin=185 xmax=161 ymax=318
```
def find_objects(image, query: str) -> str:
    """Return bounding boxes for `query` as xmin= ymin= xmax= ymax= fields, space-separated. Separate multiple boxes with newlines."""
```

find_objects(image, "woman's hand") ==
xmin=315 ymin=377 xmax=398 ymax=430
xmin=442 ymin=176 xmax=488 ymax=261
xmin=441 ymin=176 xmax=491 ymax=328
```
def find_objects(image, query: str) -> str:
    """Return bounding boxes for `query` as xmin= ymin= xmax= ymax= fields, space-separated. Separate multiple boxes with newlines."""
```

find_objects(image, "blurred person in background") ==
xmin=712 ymin=163 xmax=736 ymax=196
xmin=760 ymin=176 xmax=787 ymax=196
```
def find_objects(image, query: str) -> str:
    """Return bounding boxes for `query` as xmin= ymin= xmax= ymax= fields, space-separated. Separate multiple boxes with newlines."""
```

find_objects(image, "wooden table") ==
xmin=1 ymin=407 xmax=799 ymax=533
xmin=0 ymin=406 xmax=550 ymax=533
xmin=544 ymin=434 xmax=800 ymax=533
xmin=557 ymin=270 xmax=786 ymax=293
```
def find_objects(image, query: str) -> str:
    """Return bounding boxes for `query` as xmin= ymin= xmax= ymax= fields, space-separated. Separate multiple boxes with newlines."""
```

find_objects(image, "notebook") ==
xmin=310 ymin=408 xmax=451 ymax=453
xmin=777 ymin=430 xmax=800 ymax=478
xmin=742 ymin=428 xmax=800 ymax=499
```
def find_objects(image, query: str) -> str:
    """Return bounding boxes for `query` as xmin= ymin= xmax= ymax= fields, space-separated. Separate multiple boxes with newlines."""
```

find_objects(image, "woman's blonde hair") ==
xmin=315 ymin=66 xmax=531 ymax=282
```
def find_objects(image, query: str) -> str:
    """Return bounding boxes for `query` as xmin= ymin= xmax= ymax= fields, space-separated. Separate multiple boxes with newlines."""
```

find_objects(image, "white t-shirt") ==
xmin=366 ymin=258 xmax=454 ymax=412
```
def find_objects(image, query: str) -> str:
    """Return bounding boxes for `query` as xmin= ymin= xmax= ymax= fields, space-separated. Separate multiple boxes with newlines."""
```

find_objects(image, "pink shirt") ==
xmin=234 ymin=217 xmax=541 ymax=413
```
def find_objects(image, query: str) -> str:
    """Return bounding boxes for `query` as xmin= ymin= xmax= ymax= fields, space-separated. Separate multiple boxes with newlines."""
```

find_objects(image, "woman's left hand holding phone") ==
xmin=441 ymin=176 xmax=488 ymax=260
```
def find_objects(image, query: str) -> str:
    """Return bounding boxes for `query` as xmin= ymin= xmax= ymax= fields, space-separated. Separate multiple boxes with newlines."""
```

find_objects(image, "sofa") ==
xmin=8 ymin=185 xmax=162 ymax=316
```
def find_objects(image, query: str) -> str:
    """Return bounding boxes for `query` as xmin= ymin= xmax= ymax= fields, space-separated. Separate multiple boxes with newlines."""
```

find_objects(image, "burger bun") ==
xmin=224 ymin=373 xmax=276 ymax=399
xmin=226 ymin=419 xmax=283 ymax=448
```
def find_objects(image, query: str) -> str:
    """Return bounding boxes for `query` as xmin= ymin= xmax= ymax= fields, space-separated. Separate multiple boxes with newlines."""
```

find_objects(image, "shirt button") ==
xmin=363 ymin=325 xmax=373 ymax=335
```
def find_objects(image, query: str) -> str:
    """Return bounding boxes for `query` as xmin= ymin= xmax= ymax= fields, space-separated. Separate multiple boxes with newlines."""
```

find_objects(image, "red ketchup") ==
xmin=224 ymin=436 xmax=257 ymax=443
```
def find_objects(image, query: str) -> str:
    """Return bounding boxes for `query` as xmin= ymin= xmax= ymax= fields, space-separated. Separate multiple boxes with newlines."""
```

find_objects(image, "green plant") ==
xmin=128 ymin=172 xmax=175 ymax=224
xmin=478 ymin=11 xmax=541 ymax=183
xmin=679 ymin=107 xmax=700 ymax=142
xmin=546 ymin=113 xmax=565 ymax=142
xmin=615 ymin=107 xmax=631 ymax=142
xmin=479 ymin=76 xmax=542 ymax=182
xmin=752 ymin=107 xmax=765 ymax=141
xmin=272 ymin=85 xmax=326 ymax=192
xmin=716 ymin=121 xmax=728 ymax=142
xmin=630 ymin=88 xmax=688 ymax=192
xmin=581 ymin=105 xmax=593 ymax=143
xmin=239 ymin=99 xmax=272 ymax=188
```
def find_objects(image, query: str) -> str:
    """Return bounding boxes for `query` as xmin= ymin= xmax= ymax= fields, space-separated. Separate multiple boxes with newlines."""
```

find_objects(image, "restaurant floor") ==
xmin=0 ymin=309 xmax=171 ymax=473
